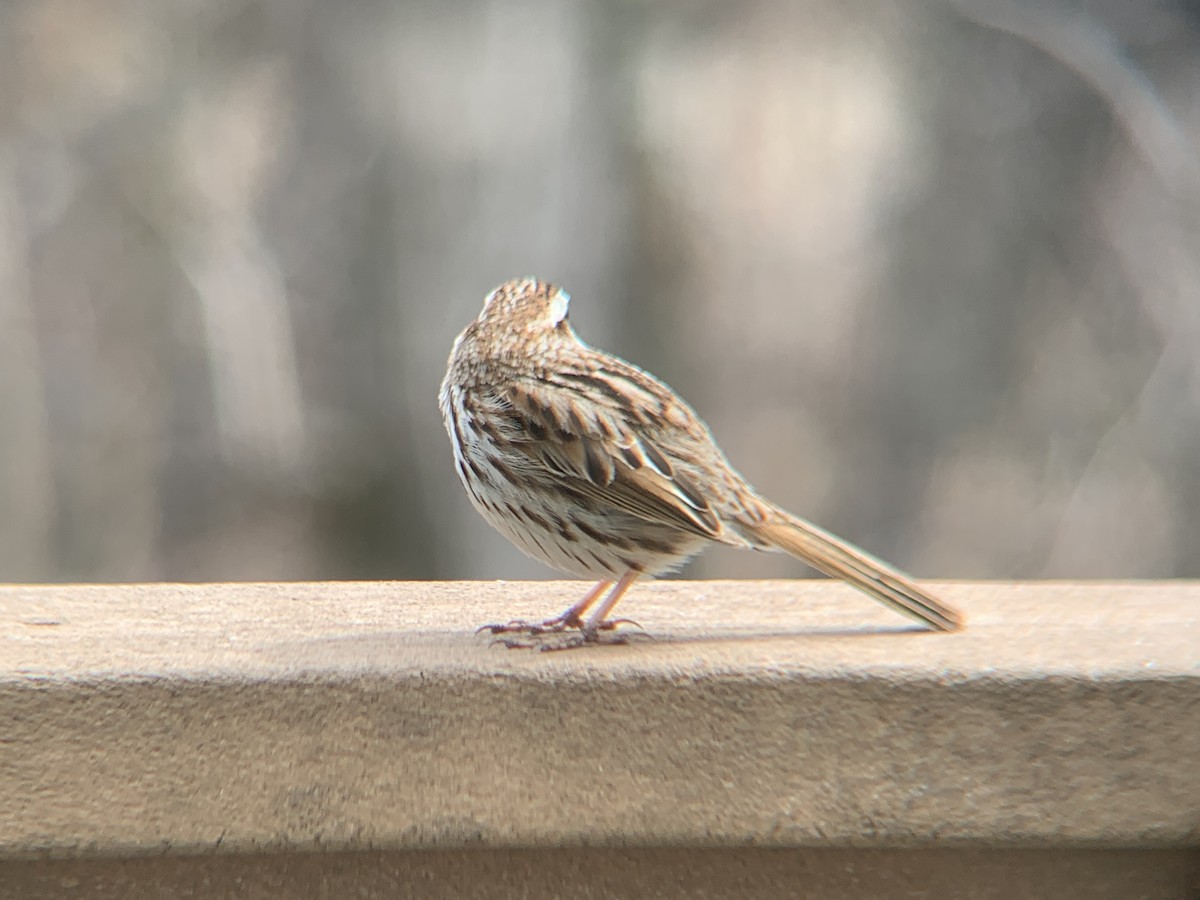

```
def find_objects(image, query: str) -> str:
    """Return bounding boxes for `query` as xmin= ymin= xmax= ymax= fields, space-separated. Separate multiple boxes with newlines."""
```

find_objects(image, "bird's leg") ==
xmin=532 ymin=573 xmax=648 ymax=652
xmin=541 ymin=579 xmax=613 ymax=630
xmin=479 ymin=580 xmax=611 ymax=636
xmin=580 ymin=569 xmax=643 ymax=641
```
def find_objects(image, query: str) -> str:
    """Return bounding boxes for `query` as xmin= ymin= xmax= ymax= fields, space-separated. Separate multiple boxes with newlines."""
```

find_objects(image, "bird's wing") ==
xmin=492 ymin=371 xmax=724 ymax=539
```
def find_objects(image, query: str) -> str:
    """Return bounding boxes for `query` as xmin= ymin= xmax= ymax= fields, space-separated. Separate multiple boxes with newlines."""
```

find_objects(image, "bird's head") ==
xmin=475 ymin=277 xmax=573 ymax=338
xmin=445 ymin=277 xmax=586 ymax=384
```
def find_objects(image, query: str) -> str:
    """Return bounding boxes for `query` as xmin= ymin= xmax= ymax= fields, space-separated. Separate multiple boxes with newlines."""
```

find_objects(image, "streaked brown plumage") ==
xmin=439 ymin=278 xmax=963 ymax=645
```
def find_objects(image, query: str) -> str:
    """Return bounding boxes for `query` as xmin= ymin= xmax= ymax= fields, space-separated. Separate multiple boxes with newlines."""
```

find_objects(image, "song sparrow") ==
xmin=440 ymin=278 xmax=963 ymax=646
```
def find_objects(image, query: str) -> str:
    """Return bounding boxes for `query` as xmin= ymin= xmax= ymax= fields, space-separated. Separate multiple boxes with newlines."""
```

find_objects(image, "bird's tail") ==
xmin=752 ymin=510 xmax=963 ymax=632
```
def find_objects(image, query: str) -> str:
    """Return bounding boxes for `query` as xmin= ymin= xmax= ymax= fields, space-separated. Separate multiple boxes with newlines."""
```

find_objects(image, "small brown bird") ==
xmin=440 ymin=278 xmax=963 ymax=645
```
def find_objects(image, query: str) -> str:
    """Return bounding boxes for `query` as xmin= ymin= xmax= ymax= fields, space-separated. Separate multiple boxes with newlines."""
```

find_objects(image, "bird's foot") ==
xmin=476 ymin=612 xmax=585 ymax=637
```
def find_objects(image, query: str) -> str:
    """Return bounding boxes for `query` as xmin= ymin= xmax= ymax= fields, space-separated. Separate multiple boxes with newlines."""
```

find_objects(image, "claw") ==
xmin=595 ymin=617 xmax=644 ymax=633
xmin=476 ymin=620 xmax=525 ymax=635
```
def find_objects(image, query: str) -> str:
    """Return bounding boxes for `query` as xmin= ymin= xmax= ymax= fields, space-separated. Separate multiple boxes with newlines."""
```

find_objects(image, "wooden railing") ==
xmin=2 ymin=581 xmax=1198 ymax=899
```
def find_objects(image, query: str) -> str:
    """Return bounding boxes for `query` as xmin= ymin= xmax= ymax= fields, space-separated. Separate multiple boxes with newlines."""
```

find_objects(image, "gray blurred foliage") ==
xmin=1 ymin=0 xmax=1197 ymax=584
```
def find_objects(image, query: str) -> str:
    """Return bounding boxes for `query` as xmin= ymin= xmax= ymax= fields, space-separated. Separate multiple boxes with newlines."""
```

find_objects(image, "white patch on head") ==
xmin=548 ymin=289 xmax=570 ymax=326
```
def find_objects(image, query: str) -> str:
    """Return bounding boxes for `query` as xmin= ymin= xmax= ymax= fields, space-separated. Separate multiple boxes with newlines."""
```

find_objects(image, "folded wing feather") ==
xmin=503 ymin=379 xmax=722 ymax=539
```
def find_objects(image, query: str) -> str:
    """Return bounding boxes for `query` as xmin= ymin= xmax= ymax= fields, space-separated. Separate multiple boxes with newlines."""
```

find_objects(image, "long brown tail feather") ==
xmin=754 ymin=512 xmax=963 ymax=632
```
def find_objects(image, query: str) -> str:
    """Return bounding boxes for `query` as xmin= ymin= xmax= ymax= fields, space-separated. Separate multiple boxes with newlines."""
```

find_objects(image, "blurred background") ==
xmin=1 ymin=0 xmax=1198 ymax=585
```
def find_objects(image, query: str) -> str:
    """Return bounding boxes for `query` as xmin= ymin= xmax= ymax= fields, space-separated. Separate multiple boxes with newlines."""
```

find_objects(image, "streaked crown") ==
xmin=477 ymin=278 xmax=571 ymax=335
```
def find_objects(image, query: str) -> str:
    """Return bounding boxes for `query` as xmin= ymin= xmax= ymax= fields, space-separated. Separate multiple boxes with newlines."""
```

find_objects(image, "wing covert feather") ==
xmin=500 ymin=376 xmax=722 ymax=538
